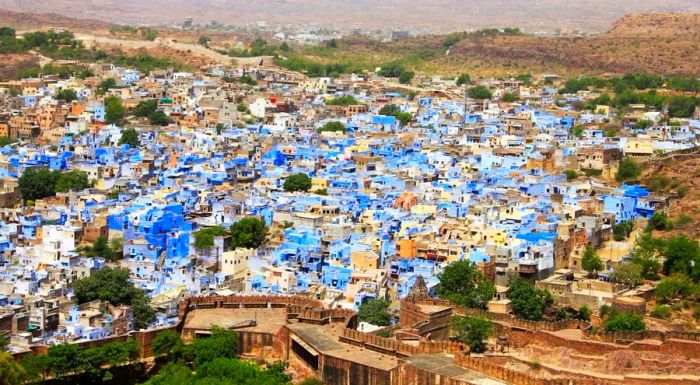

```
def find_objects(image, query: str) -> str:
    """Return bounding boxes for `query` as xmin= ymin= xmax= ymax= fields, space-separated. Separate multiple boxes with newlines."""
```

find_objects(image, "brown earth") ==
xmin=445 ymin=13 xmax=700 ymax=76
xmin=0 ymin=9 xmax=115 ymax=33
xmin=641 ymin=155 xmax=700 ymax=240
xmin=1 ymin=0 xmax=699 ymax=33
xmin=0 ymin=53 xmax=39 ymax=79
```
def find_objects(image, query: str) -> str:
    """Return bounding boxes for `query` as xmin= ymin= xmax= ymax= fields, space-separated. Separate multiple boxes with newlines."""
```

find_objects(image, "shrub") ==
xmin=603 ymin=311 xmax=645 ymax=332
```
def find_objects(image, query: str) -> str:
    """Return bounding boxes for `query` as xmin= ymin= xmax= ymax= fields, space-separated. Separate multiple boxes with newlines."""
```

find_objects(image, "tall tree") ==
xmin=450 ymin=315 xmax=492 ymax=353
xmin=229 ymin=217 xmax=267 ymax=250
xmin=437 ymin=260 xmax=495 ymax=309
xmin=357 ymin=298 xmax=391 ymax=326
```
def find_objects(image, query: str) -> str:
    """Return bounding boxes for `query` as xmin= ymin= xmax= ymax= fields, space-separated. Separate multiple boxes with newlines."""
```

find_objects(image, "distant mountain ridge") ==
xmin=0 ymin=0 xmax=698 ymax=32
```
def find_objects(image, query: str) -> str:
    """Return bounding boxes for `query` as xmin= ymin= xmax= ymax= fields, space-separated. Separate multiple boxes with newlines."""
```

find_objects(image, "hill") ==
xmin=287 ymin=13 xmax=700 ymax=77
xmin=0 ymin=8 xmax=115 ymax=32
xmin=0 ymin=0 xmax=698 ymax=33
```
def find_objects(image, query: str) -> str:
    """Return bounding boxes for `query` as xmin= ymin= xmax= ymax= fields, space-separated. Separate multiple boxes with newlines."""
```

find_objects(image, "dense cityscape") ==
xmin=0 ymin=5 xmax=699 ymax=385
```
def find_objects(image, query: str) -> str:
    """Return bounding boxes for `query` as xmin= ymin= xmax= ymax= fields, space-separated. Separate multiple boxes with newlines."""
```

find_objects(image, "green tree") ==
xmin=578 ymin=305 xmax=591 ymax=321
xmin=326 ymin=39 xmax=337 ymax=48
xmin=378 ymin=104 xmax=412 ymax=126
xmin=634 ymin=119 xmax=653 ymax=130
xmin=283 ymin=173 xmax=312 ymax=192
xmin=655 ymin=274 xmax=694 ymax=302
xmin=610 ymin=262 xmax=643 ymax=288
xmin=450 ymin=315 xmax=492 ymax=353
xmin=436 ymin=260 xmax=496 ymax=309
xmin=82 ymin=236 xmax=115 ymax=260
xmin=502 ymin=92 xmax=517 ymax=103
xmin=666 ymin=95 xmax=699 ymax=118
xmin=229 ymin=217 xmax=268 ymax=250
xmin=0 ymin=351 xmax=25 ymax=385
xmin=662 ymin=235 xmax=700 ymax=279
xmin=149 ymin=110 xmax=173 ymax=126
xmin=133 ymin=99 xmax=158 ymax=117
xmin=98 ymin=78 xmax=117 ymax=94
xmin=318 ymin=121 xmax=346 ymax=133
xmin=571 ymin=124 xmax=585 ymax=138
xmin=603 ymin=311 xmax=645 ymax=332
xmin=647 ymin=212 xmax=673 ymax=232
xmin=398 ymin=70 xmax=414 ymax=84
xmin=198 ymin=36 xmax=211 ymax=46
xmin=508 ymin=278 xmax=552 ymax=321
xmin=193 ymin=226 xmax=228 ymax=250
xmin=456 ymin=73 xmax=471 ymax=86
xmin=119 ymin=128 xmax=140 ymax=147
xmin=581 ymin=245 xmax=604 ymax=277
xmin=612 ymin=220 xmax=634 ymax=241
xmin=18 ymin=168 xmax=59 ymax=202
xmin=0 ymin=136 xmax=16 ymax=147
xmin=357 ymin=298 xmax=391 ymax=326
xmin=151 ymin=329 xmax=184 ymax=358
xmin=105 ymin=96 xmax=124 ymax=124
xmin=43 ymin=343 xmax=84 ymax=379
xmin=73 ymin=267 xmax=155 ymax=329
xmin=55 ymin=170 xmax=91 ymax=193
xmin=565 ymin=169 xmax=577 ymax=181
xmin=629 ymin=234 xmax=663 ymax=280
xmin=56 ymin=88 xmax=77 ymax=102
xmin=142 ymin=362 xmax=191 ymax=385
xmin=616 ymin=157 xmax=641 ymax=182
xmin=186 ymin=327 xmax=238 ymax=367
xmin=468 ymin=85 xmax=492 ymax=100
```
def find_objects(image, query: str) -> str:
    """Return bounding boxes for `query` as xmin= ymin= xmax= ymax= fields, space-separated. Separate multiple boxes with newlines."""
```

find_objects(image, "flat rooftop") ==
xmin=403 ymin=354 xmax=508 ymax=385
xmin=183 ymin=307 xmax=287 ymax=334
xmin=287 ymin=323 xmax=400 ymax=371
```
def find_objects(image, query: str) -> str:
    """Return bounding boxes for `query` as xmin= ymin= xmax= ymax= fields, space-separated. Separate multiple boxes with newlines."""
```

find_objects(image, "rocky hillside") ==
xmin=0 ymin=9 xmax=115 ymax=32
xmin=444 ymin=13 xmax=700 ymax=76
xmin=0 ymin=0 xmax=698 ymax=33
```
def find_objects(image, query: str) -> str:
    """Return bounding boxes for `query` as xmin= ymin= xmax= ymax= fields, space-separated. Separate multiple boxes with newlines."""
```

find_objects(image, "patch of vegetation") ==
xmin=357 ymin=298 xmax=391 ymax=326
xmin=437 ymin=260 xmax=496 ymax=310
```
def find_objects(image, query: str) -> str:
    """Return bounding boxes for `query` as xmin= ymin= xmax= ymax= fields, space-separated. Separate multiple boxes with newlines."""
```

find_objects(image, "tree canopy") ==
xmin=149 ymin=110 xmax=174 ymax=126
xmin=54 ymin=170 xmax=91 ymax=193
xmin=508 ymin=278 xmax=553 ymax=321
xmin=133 ymin=99 xmax=158 ymax=118
xmin=616 ymin=157 xmax=641 ymax=182
xmin=436 ymin=260 xmax=496 ymax=309
xmin=18 ymin=168 xmax=59 ymax=202
xmin=468 ymin=85 xmax=492 ymax=100
xmin=229 ymin=217 xmax=268 ymax=250
xmin=318 ymin=121 xmax=346 ymax=134
xmin=193 ymin=226 xmax=228 ymax=250
xmin=378 ymin=104 xmax=412 ymax=126
xmin=450 ymin=315 xmax=492 ymax=353
xmin=456 ymin=73 xmax=471 ymax=86
xmin=19 ymin=169 xmax=91 ymax=202
xmin=73 ymin=267 xmax=155 ymax=329
xmin=283 ymin=173 xmax=312 ymax=192
xmin=603 ymin=311 xmax=645 ymax=332
xmin=119 ymin=128 xmax=140 ymax=147
xmin=105 ymin=96 xmax=125 ymax=125
xmin=581 ymin=245 xmax=604 ymax=277
xmin=56 ymin=88 xmax=77 ymax=102
xmin=357 ymin=298 xmax=391 ymax=326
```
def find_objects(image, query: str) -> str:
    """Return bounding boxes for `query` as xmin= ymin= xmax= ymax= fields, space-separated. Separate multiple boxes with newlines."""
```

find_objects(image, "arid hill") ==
xmin=0 ymin=0 xmax=699 ymax=33
xmin=0 ymin=9 xmax=115 ymax=32
xmin=444 ymin=13 xmax=700 ymax=76
xmin=296 ymin=13 xmax=700 ymax=77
